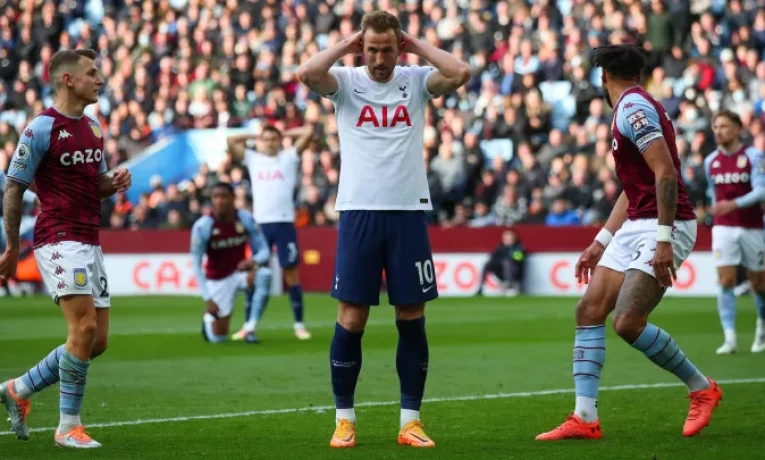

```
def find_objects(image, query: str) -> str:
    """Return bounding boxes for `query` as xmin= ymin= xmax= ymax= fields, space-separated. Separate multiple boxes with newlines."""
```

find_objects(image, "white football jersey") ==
xmin=328 ymin=65 xmax=435 ymax=211
xmin=244 ymin=147 xmax=299 ymax=223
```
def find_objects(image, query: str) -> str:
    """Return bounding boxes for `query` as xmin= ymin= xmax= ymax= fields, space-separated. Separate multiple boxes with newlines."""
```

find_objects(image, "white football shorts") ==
xmin=34 ymin=241 xmax=111 ymax=308
xmin=712 ymin=225 xmax=765 ymax=271
xmin=598 ymin=219 xmax=697 ymax=277
xmin=206 ymin=271 xmax=249 ymax=318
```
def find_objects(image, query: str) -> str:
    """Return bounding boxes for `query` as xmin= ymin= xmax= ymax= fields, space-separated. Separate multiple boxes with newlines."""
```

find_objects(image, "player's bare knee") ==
xmin=747 ymin=272 xmax=765 ymax=293
xmin=575 ymin=296 xmax=609 ymax=326
xmin=91 ymin=337 xmax=108 ymax=359
xmin=611 ymin=311 xmax=647 ymax=343
xmin=337 ymin=303 xmax=369 ymax=332
xmin=394 ymin=304 xmax=425 ymax=321
xmin=77 ymin=316 xmax=98 ymax=338
xmin=719 ymin=275 xmax=737 ymax=290
xmin=68 ymin=315 xmax=98 ymax=352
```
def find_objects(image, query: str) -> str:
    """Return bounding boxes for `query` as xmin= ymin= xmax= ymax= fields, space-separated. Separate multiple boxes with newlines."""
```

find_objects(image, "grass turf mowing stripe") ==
xmin=4 ymin=377 xmax=762 ymax=436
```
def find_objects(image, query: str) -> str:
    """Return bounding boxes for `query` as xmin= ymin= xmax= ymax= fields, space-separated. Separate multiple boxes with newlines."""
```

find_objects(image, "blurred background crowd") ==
xmin=1 ymin=0 xmax=765 ymax=230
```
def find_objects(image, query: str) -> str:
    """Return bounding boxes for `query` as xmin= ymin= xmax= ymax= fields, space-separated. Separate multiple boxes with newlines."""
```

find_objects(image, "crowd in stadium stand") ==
xmin=1 ymin=0 xmax=765 ymax=230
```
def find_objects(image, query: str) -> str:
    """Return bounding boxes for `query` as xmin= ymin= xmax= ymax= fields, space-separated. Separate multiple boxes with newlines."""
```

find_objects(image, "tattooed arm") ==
xmin=0 ymin=180 xmax=27 ymax=278
xmin=643 ymin=139 xmax=678 ymax=226
xmin=642 ymin=136 xmax=678 ymax=287
xmin=3 ymin=179 xmax=27 ymax=252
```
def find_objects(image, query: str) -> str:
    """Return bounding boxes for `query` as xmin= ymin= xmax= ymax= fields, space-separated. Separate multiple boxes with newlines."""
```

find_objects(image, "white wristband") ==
xmin=656 ymin=225 xmax=672 ymax=242
xmin=594 ymin=228 xmax=613 ymax=247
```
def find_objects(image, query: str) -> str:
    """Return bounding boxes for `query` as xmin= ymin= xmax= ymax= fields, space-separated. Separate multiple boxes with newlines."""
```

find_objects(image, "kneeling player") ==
xmin=191 ymin=183 xmax=272 ymax=343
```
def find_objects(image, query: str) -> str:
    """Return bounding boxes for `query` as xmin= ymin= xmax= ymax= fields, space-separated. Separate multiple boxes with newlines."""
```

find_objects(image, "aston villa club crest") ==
xmin=737 ymin=155 xmax=748 ymax=169
xmin=89 ymin=121 xmax=103 ymax=139
xmin=235 ymin=222 xmax=245 ymax=234
xmin=74 ymin=268 xmax=88 ymax=287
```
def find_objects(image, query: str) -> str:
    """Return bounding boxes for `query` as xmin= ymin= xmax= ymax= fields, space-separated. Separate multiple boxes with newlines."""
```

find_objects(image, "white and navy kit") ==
xmin=244 ymin=147 xmax=301 ymax=268
xmin=326 ymin=65 xmax=438 ymax=305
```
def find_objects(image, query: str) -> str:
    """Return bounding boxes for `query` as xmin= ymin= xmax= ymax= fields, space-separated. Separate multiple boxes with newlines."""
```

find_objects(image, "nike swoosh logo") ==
xmin=422 ymin=285 xmax=434 ymax=293
xmin=342 ymin=435 xmax=354 ymax=442
xmin=410 ymin=433 xmax=430 ymax=443
xmin=353 ymin=89 xmax=365 ymax=93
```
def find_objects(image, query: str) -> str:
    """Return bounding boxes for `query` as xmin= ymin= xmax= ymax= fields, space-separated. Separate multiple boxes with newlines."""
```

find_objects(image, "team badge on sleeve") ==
xmin=74 ymin=268 xmax=88 ymax=287
xmin=89 ymin=121 xmax=103 ymax=139
xmin=627 ymin=110 xmax=648 ymax=131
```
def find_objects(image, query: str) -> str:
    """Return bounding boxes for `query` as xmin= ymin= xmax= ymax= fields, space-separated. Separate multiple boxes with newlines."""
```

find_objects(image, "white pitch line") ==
xmin=3 ymin=377 xmax=763 ymax=436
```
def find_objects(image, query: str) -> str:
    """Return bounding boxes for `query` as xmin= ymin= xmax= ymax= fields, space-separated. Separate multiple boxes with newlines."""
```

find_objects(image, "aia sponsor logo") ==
xmin=356 ymin=105 xmax=412 ymax=128
xmin=254 ymin=170 xmax=286 ymax=181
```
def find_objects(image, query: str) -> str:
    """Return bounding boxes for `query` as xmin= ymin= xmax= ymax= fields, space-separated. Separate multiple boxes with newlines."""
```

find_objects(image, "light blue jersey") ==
xmin=614 ymin=92 xmax=664 ymax=154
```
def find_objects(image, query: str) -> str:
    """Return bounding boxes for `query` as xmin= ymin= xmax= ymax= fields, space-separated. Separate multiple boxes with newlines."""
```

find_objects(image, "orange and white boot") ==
xmin=329 ymin=419 xmax=356 ymax=448
xmin=536 ymin=414 xmax=602 ymax=441
xmin=0 ymin=380 xmax=30 ymax=440
xmin=398 ymin=420 xmax=435 ymax=447
xmin=683 ymin=378 xmax=723 ymax=437
xmin=55 ymin=425 xmax=102 ymax=449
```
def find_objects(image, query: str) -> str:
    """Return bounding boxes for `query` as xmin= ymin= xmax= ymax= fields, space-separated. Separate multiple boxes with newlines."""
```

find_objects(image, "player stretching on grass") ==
xmin=298 ymin=10 xmax=470 ymax=448
xmin=0 ymin=49 xmax=131 ymax=448
xmin=536 ymin=44 xmax=722 ymax=441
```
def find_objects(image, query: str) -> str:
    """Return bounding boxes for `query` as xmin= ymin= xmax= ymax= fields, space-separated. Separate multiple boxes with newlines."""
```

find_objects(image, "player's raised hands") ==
xmin=344 ymin=31 xmax=364 ymax=55
xmin=0 ymin=248 xmax=19 ymax=280
xmin=111 ymin=168 xmax=132 ymax=193
xmin=650 ymin=241 xmax=676 ymax=288
xmin=575 ymin=241 xmax=605 ymax=285
xmin=399 ymin=32 xmax=419 ymax=53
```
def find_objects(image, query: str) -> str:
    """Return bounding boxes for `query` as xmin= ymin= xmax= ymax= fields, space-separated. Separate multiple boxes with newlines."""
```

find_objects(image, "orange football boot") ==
xmin=536 ymin=414 xmax=602 ymax=441
xmin=329 ymin=419 xmax=356 ymax=448
xmin=683 ymin=378 xmax=723 ymax=437
xmin=398 ymin=420 xmax=435 ymax=447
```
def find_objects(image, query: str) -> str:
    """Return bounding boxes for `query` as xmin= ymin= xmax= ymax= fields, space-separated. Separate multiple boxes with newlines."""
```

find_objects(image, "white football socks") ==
xmin=574 ymin=396 xmax=598 ymax=422
xmin=723 ymin=328 xmax=737 ymax=345
xmin=686 ymin=371 xmax=710 ymax=393
xmin=12 ymin=378 xmax=32 ymax=400
xmin=58 ymin=413 xmax=82 ymax=432
xmin=400 ymin=409 xmax=420 ymax=429
xmin=243 ymin=319 xmax=257 ymax=332
xmin=336 ymin=408 xmax=355 ymax=425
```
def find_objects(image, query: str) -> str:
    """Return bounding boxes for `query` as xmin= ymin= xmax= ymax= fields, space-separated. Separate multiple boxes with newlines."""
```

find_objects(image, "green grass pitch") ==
xmin=1 ymin=293 xmax=764 ymax=459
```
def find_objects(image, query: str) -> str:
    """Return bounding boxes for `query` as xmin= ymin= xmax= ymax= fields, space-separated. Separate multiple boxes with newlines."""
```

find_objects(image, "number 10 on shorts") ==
xmin=415 ymin=260 xmax=434 ymax=286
